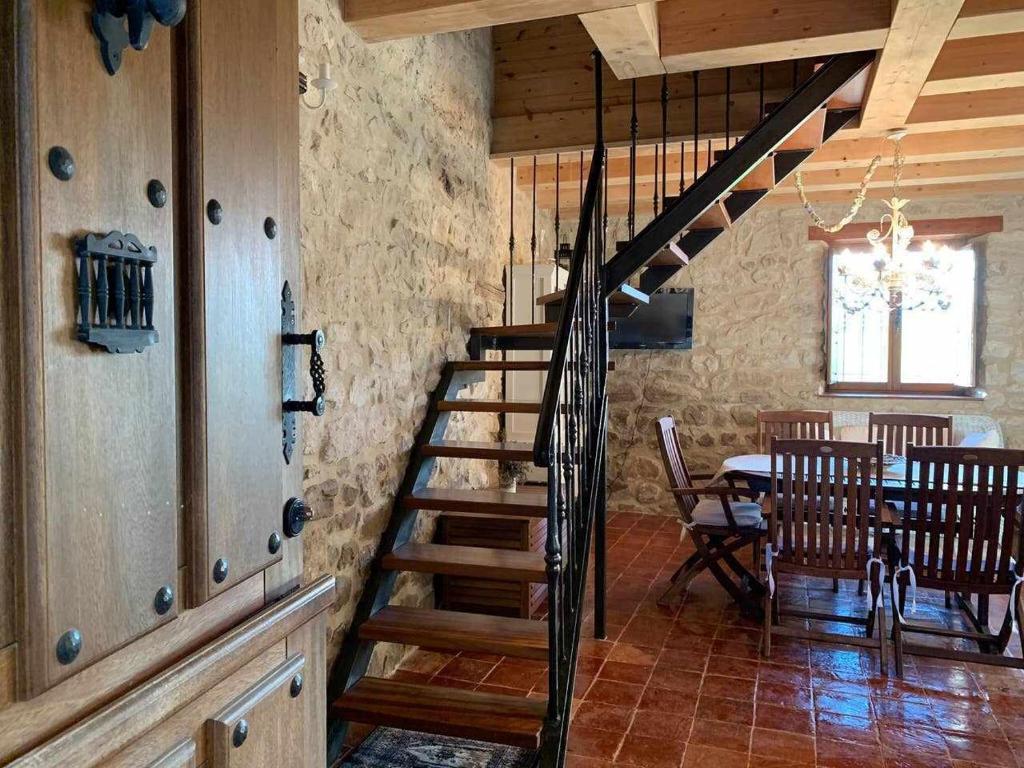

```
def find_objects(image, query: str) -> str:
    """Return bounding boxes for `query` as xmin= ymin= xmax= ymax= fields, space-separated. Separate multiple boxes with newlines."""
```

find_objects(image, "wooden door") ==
xmin=184 ymin=0 xmax=301 ymax=605
xmin=3 ymin=0 xmax=180 ymax=696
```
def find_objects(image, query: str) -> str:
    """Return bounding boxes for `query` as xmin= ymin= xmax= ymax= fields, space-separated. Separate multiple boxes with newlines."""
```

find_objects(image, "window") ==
xmin=826 ymin=244 xmax=979 ymax=396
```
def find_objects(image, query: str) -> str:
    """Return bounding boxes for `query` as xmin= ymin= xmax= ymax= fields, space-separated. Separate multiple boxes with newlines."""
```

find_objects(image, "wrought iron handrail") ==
xmin=533 ymin=51 xmax=608 ymax=768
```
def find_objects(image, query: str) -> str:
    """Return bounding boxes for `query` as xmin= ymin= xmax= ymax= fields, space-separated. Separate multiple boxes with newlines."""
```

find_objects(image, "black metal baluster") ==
xmin=128 ymin=260 xmax=141 ymax=328
xmin=759 ymin=63 xmax=766 ymax=121
xmin=661 ymin=74 xmax=669 ymax=207
xmin=707 ymin=139 xmax=712 ymax=173
xmin=579 ymin=150 xmax=584 ymax=220
xmin=554 ymin=153 xmax=561 ymax=292
xmin=692 ymin=71 xmax=700 ymax=188
xmin=653 ymin=144 xmax=660 ymax=216
xmin=508 ymin=158 xmax=515 ymax=327
xmin=628 ymin=80 xmax=638 ymax=238
xmin=531 ymin=156 xmax=537 ymax=323
xmin=725 ymin=67 xmax=732 ymax=149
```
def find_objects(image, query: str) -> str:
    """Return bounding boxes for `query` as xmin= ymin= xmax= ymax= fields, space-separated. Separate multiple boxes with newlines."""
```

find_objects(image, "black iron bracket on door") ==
xmin=74 ymin=231 xmax=159 ymax=354
xmin=281 ymin=281 xmax=327 ymax=464
xmin=91 ymin=0 xmax=187 ymax=76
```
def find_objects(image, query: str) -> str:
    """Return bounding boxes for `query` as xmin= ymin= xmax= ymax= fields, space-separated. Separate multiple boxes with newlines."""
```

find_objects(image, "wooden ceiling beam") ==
xmin=804 ymin=125 xmax=1024 ymax=168
xmin=342 ymin=0 xmax=639 ymax=42
xmin=906 ymin=85 xmax=1024 ymax=131
xmin=579 ymin=3 xmax=664 ymax=79
xmin=778 ymin=155 xmax=1024 ymax=192
xmin=765 ymin=178 xmax=1024 ymax=206
xmin=948 ymin=0 xmax=1024 ymax=39
xmin=859 ymin=0 xmax=966 ymax=133
xmin=492 ymin=84 xmax=795 ymax=156
xmin=921 ymin=32 xmax=1024 ymax=95
xmin=657 ymin=0 xmax=891 ymax=72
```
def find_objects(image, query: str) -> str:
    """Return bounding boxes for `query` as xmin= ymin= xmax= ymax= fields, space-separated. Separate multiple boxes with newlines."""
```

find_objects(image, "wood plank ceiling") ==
xmin=341 ymin=0 xmax=1024 ymax=213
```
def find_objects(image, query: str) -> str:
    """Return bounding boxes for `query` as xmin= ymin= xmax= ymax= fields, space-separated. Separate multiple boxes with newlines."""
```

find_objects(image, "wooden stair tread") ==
xmin=828 ymin=67 xmax=870 ymax=109
xmin=404 ymin=487 xmax=547 ymax=517
xmin=438 ymin=399 xmax=540 ymax=414
xmin=471 ymin=322 xmax=557 ymax=337
xmin=713 ymin=152 xmax=775 ymax=192
xmin=452 ymin=360 xmax=549 ymax=371
xmin=422 ymin=440 xmax=534 ymax=461
xmin=779 ymin=106 xmax=826 ymax=152
xmin=663 ymin=197 xmax=729 ymax=231
xmin=537 ymin=284 xmax=648 ymax=307
xmin=333 ymin=677 xmax=547 ymax=749
xmin=360 ymin=606 xmax=549 ymax=659
xmin=383 ymin=543 xmax=547 ymax=582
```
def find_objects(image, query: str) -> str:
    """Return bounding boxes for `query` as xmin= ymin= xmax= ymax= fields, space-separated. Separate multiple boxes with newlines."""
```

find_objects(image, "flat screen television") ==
xmin=610 ymin=288 xmax=694 ymax=350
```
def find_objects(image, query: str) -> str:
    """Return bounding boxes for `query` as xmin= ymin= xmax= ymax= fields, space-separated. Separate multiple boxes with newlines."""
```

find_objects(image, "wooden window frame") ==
xmin=823 ymin=243 xmax=983 ymax=399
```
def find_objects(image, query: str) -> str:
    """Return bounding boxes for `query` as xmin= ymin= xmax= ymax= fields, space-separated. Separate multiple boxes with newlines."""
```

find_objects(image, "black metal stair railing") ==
xmin=604 ymin=50 xmax=876 ymax=295
xmin=533 ymin=52 xmax=608 ymax=768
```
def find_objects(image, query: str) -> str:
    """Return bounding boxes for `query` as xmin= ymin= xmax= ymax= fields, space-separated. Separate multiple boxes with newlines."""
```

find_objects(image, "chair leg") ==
xmin=762 ymin=570 xmax=773 ymax=659
xmin=857 ymin=580 xmax=865 ymax=597
xmin=877 ymin=603 xmax=889 ymax=677
xmin=832 ymin=578 xmax=840 ymax=593
xmin=945 ymin=591 xmax=952 ymax=608
xmin=891 ymin=578 xmax=904 ymax=679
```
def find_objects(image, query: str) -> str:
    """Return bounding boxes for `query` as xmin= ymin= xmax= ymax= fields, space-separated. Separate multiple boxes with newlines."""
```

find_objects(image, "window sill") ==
xmin=819 ymin=389 xmax=987 ymax=402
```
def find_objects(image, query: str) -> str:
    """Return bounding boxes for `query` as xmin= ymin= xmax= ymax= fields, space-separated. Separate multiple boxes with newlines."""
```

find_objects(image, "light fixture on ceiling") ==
xmin=300 ymin=62 xmax=337 ymax=111
xmin=835 ymin=129 xmax=955 ymax=314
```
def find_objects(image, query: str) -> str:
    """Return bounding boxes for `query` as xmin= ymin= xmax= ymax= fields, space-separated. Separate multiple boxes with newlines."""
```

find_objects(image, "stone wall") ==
xmin=604 ymin=194 xmax=1024 ymax=516
xmin=297 ymin=2 xmax=554 ymax=672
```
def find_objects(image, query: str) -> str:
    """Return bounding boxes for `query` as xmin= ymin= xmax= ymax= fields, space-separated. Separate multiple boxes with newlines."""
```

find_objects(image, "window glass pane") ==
xmin=900 ymin=247 xmax=976 ymax=386
xmin=829 ymin=250 xmax=889 ymax=383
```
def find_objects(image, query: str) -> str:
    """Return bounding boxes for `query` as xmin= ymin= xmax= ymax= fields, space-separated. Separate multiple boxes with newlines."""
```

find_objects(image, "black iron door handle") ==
xmin=283 ymin=330 xmax=327 ymax=416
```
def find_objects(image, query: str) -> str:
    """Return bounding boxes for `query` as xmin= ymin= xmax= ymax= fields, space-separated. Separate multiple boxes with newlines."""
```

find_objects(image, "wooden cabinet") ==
xmin=0 ymin=1 xmax=330 ymax=766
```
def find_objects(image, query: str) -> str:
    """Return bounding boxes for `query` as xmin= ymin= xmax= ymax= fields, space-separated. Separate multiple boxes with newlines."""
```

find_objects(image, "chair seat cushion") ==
xmin=692 ymin=499 xmax=764 ymax=529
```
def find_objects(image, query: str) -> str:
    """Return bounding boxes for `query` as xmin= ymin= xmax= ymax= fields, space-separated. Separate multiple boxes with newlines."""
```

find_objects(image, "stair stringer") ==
xmin=326 ymin=363 xmax=484 ymax=761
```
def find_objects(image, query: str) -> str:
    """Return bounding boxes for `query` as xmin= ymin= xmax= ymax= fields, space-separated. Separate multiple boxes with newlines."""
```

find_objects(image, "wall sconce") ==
xmin=300 ymin=63 xmax=337 ymax=111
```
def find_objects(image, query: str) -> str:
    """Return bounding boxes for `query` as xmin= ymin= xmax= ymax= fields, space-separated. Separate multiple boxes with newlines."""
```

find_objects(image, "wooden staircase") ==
xmin=327 ymin=332 xmax=563 ymax=758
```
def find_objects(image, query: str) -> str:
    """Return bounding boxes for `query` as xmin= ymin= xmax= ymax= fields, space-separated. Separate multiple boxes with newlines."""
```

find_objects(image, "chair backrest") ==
xmin=770 ymin=438 xmax=885 ymax=574
xmin=900 ymin=445 xmax=1024 ymax=589
xmin=655 ymin=416 xmax=699 ymax=525
xmin=757 ymin=410 xmax=833 ymax=453
xmin=869 ymin=412 xmax=953 ymax=456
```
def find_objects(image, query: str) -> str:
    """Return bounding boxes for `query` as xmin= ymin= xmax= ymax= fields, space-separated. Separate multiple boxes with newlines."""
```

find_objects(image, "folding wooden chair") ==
xmin=889 ymin=445 xmax=1024 ymax=677
xmin=869 ymin=412 xmax=953 ymax=456
xmin=757 ymin=410 xmax=833 ymax=453
xmin=655 ymin=416 xmax=766 ymax=613
xmin=763 ymin=438 xmax=888 ymax=675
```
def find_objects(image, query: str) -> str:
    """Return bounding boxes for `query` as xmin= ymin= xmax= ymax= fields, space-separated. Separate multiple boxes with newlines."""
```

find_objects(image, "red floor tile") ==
xmin=614 ymin=733 xmax=687 ymax=768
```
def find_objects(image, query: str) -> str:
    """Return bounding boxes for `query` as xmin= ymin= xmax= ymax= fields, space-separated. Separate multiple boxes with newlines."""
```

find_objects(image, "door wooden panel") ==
xmin=151 ymin=739 xmax=197 ymax=768
xmin=27 ymin=0 xmax=179 ymax=692
xmin=207 ymin=654 xmax=306 ymax=768
xmin=186 ymin=0 xmax=291 ymax=603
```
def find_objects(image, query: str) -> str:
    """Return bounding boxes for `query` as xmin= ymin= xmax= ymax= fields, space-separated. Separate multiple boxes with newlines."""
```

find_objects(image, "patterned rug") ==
xmin=341 ymin=728 xmax=536 ymax=768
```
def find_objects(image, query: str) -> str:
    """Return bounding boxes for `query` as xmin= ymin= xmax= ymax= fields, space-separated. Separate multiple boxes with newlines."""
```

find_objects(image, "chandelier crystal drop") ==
xmin=835 ymin=130 xmax=955 ymax=315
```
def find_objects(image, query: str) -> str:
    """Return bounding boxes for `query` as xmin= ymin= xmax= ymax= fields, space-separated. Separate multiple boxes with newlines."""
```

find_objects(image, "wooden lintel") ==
xmin=808 ymin=216 xmax=1004 ymax=244
xmin=922 ymin=31 xmax=1024 ymax=95
xmin=860 ymin=0 xmax=966 ymax=132
xmin=579 ymin=3 xmax=664 ymax=79
xmin=343 ymin=0 xmax=637 ymax=42
xmin=658 ymin=0 xmax=891 ymax=71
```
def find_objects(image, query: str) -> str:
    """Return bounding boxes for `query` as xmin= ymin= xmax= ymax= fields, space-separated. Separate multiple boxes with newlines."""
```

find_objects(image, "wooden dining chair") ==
xmin=869 ymin=413 xmax=953 ymax=456
xmin=763 ymin=438 xmax=888 ymax=674
xmin=889 ymin=445 xmax=1024 ymax=677
xmin=757 ymin=410 xmax=833 ymax=453
xmin=655 ymin=416 xmax=766 ymax=613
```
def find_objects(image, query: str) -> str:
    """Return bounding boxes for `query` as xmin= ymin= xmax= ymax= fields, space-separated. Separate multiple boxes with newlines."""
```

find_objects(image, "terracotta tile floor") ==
xmin=381 ymin=511 xmax=1024 ymax=768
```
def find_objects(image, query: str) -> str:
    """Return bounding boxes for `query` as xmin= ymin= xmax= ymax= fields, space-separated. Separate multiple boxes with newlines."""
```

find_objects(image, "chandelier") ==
xmin=834 ymin=130 xmax=955 ymax=314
